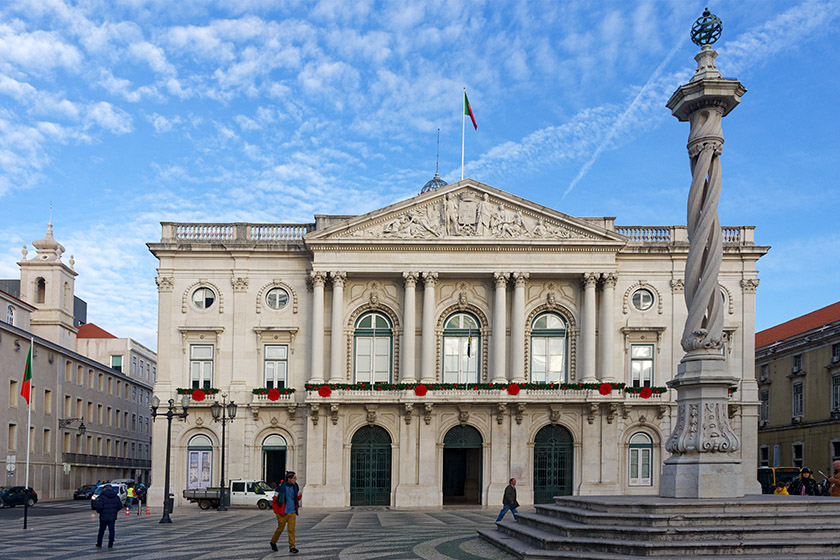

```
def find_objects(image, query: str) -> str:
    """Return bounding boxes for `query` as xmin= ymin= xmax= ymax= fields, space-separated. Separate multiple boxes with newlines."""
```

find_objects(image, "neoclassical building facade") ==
xmin=148 ymin=180 xmax=767 ymax=508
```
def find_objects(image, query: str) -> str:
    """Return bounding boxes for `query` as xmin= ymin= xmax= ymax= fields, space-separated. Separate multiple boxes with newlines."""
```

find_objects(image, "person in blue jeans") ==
xmin=496 ymin=478 xmax=519 ymax=522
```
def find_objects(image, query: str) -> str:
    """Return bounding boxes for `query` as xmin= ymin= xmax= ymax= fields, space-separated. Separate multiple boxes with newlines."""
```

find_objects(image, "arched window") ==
xmin=187 ymin=434 xmax=213 ymax=489
xmin=530 ymin=313 xmax=568 ymax=383
xmin=354 ymin=312 xmax=393 ymax=383
xmin=442 ymin=313 xmax=480 ymax=383
xmin=628 ymin=432 xmax=653 ymax=486
xmin=5 ymin=305 xmax=13 ymax=325
xmin=191 ymin=287 xmax=216 ymax=309
xmin=36 ymin=278 xmax=46 ymax=304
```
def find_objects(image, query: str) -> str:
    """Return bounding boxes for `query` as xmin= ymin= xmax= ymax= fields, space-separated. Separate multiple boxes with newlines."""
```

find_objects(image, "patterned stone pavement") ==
xmin=0 ymin=501 xmax=518 ymax=559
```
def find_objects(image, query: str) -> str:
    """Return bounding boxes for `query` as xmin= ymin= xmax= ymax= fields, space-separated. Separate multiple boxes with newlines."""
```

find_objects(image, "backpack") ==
xmin=271 ymin=493 xmax=285 ymax=515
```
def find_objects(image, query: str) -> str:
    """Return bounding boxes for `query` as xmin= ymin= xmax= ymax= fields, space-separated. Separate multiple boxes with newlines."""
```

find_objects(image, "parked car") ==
xmin=0 ymin=486 xmax=38 ymax=508
xmin=90 ymin=483 xmax=127 ymax=510
xmin=73 ymin=484 xmax=96 ymax=500
xmin=183 ymin=480 xmax=273 ymax=510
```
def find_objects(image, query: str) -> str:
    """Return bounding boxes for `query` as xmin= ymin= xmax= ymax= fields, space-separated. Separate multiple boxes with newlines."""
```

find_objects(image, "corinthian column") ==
xmin=420 ymin=272 xmax=438 ymax=383
xmin=580 ymin=273 xmax=598 ymax=383
xmin=328 ymin=272 xmax=346 ymax=383
xmin=598 ymin=273 xmax=617 ymax=381
xmin=310 ymin=271 xmax=327 ymax=384
xmin=401 ymin=272 xmax=418 ymax=383
xmin=492 ymin=272 xmax=508 ymax=383
xmin=510 ymin=272 xmax=528 ymax=383
xmin=661 ymin=9 xmax=746 ymax=499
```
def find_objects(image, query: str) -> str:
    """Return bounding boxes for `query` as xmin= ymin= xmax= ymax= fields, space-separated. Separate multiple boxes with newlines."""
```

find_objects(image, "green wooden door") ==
xmin=533 ymin=424 xmax=573 ymax=504
xmin=350 ymin=426 xmax=392 ymax=506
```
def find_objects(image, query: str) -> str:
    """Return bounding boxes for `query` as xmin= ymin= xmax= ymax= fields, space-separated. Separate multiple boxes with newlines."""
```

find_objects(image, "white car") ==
xmin=90 ymin=483 xmax=127 ymax=510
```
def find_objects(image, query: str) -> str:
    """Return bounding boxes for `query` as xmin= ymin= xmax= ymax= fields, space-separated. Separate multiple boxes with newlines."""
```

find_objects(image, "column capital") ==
xmin=602 ymin=272 xmax=618 ymax=288
xmin=310 ymin=270 xmax=327 ymax=286
xmin=740 ymin=278 xmax=759 ymax=294
xmin=422 ymin=271 xmax=438 ymax=286
xmin=403 ymin=271 xmax=419 ymax=287
xmin=582 ymin=272 xmax=598 ymax=288
xmin=494 ymin=271 xmax=509 ymax=287
xmin=330 ymin=271 xmax=346 ymax=287
xmin=512 ymin=272 xmax=529 ymax=286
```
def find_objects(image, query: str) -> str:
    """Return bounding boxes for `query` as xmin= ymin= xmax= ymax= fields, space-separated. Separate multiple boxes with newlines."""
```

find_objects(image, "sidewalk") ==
xmin=2 ymin=504 xmax=519 ymax=559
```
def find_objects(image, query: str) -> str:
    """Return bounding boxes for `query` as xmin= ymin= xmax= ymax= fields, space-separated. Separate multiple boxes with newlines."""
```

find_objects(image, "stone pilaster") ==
xmin=401 ymin=272 xmax=418 ymax=383
xmin=510 ymin=272 xmax=528 ymax=383
xmin=309 ymin=271 xmax=327 ymax=384
xmin=420 ymin=272 xmax=438 ymax=383
xmin=598 ymin=273 xmax=617 ymax=382
xmin=492 ymin=272 xmax=508 ymax=383
xmin=328 ymin=272 xmax=346 ymax=384
xmin=580 ymin=273 xmax=598 ymax=383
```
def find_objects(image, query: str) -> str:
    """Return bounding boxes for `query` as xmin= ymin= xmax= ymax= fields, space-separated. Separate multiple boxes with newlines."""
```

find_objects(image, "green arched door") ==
xmin=350 ymin=426 xmax=392 ymax=506
xmin=533 ymin=424 xmax=573 ymax=503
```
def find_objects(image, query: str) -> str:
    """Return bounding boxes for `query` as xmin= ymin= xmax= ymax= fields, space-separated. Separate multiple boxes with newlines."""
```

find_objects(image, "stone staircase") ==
xmin=477 ymin=495 xmax=840 ymax=559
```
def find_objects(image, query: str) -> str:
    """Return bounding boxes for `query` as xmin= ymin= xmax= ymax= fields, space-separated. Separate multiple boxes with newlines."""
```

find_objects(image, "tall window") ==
xmin=631 ymin=344 xmax=654 ymax=388
xmin=530 ymin=313 xmax=568 ymax=383
xmin=793 ymin=354 xmax=803 ymax=372
xmin=832 ymin=374 xmax=840 ymax=413
xmin=792 ymin=382 xmax=804 ymax=417
xmin=792 ymin=442 xmax=804 ymax=468
xmin=190 ymin=345 xmax=214 ymax=389
xmin=759 ymin=390 xmax=769 ymax=422
xmin=442 ymin=312 xmax=480 ymax=383
xmin=36 ymin=278 xmax=46 ymax=304
xmin=354 ymin=312 xmax=392 ymax=383
xmin=628 ymin=432 xmax=653 ymax=486
xmin=264 ymin=345 xmax=288 ymax=389
xmin=187 ymin=434 xmax=213 ymax=489
xmin=5 ymin=305 xmax=12 ymax=325
xmin=759 ymin=446 xmax=769 ymax=467
xmin=833 ymin=343 xmax=840 ymax=363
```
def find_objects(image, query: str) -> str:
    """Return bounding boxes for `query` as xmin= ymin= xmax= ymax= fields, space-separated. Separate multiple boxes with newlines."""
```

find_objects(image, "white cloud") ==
xmin=85 ymin=102 xmax=133 ymax=134
xmin=0 ymin=23 xmax=83 ymax=72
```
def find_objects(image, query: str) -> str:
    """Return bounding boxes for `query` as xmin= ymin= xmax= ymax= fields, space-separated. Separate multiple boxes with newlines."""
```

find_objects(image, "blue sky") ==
xmin=0 ymin=0 xmax=838 ymax=351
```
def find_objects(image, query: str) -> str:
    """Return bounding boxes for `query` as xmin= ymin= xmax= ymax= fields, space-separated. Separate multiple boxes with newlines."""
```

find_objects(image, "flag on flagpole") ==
xmin=467 ymin=327 xmax=472 ymax=358
xmin=464 ymin=91 xmax=477 ymax=130
xmin=21 ymin=342 xmax=33 ymax=404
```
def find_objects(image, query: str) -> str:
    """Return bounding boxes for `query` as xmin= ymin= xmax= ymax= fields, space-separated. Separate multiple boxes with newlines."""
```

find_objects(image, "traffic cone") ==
xmin=145 ymin=505 xmax=151 ymax=515
xmin=125 ymin=507 xmax=130 ymax=516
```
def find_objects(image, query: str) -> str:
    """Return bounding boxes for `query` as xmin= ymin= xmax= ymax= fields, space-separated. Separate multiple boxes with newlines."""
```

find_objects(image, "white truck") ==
xmin=183 ymin=480 xmax=273 ymax=510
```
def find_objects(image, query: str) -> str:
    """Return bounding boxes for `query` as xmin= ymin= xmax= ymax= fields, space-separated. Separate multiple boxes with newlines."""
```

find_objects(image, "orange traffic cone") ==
xmin=125 ymin=507 xmax=130 ymax=516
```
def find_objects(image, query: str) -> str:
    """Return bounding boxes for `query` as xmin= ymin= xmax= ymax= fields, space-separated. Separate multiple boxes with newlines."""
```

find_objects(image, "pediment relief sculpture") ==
xmin=337 ymin=190 xmax=598 ymax=241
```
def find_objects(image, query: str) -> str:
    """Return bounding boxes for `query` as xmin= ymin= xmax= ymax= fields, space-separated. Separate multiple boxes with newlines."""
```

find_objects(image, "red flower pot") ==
xmin=191 ymin=389 xmax=206 ymax=401
xmin=414 ymin=384 xmax=428 ymax=396
xmin=318 ymin=386 xmax=332 ymax=398
xmin=598 ymin=383 xmax=612 ymax=396
xmin=640 ymin=387 xmax=653 ymax=399
xmin=267 ymin=388 xmax=281 ymax=401
xmin=507 ymin=384 xmax=520 ymax=395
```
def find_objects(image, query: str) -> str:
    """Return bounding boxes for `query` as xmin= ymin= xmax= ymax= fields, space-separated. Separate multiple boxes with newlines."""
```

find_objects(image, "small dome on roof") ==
xmin=422 ymin=172 xmax=447 ymax=194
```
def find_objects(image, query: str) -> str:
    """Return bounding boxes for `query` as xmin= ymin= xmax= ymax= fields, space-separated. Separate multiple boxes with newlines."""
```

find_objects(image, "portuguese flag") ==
xmin=21 ymin=344 xmax=32 ymax=405
xmin=464 ymin=91 xmax=477 ymax=130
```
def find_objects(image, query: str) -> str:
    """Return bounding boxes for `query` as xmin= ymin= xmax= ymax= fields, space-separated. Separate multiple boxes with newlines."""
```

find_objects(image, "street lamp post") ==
xmin=210 ymin=395 xmax=237 ymax=512
xmin=149 ymin=395 xmax=189 ymax=523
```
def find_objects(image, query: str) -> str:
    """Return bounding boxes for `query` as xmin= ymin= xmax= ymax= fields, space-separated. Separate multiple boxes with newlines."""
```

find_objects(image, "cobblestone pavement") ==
xmin=1 ymin=501 xmax=519 ymax=560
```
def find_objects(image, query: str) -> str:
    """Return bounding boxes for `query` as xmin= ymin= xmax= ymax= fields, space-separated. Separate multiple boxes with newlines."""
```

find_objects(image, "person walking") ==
xmin=270 ymin=471 xmax=301 ymax=554
xmin=126 ymin=484 xmax=135 ymax=508
xmin=94 ymin=486 xmax=123 ymax=548
xmin=789 ymin=467 xmax=819 ymax=496
xmin=496 ymin=478 xmax=519 ymax=522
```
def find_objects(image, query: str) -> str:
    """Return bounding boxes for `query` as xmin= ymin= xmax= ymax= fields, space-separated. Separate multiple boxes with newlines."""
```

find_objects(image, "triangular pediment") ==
xmin=306 ymin=179 xmax=624 ymax=245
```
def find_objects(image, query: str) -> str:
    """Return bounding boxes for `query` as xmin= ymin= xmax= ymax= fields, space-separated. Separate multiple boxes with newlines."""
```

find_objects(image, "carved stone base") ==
xmin=660 ymin=455 xmax=743 ymax=498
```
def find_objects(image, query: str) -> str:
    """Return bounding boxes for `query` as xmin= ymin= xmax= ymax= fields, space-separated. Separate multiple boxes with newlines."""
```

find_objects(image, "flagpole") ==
xmin=24 ymin=337 xmax=33 ymax=530
xmin=461 ymin=88 xmax=465 ymax=181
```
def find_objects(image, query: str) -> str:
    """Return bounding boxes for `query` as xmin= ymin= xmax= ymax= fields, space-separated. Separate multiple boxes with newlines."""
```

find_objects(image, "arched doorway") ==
xmin=533 ymin=424 xmax=573 ymax=503
xmin=262 ymin=435 xmax=287 ymax=489
xmin=187 ymin=434 xmax=213 ymax=489
xmin=350 ymin=426 xmax=391 ymax=506
xmin=443 ymin=425 xmax=482 ymax=505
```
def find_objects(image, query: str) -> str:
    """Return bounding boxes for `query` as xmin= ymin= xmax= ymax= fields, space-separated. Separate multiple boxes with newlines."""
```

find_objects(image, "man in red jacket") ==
xmin=270 ymin=471 xmax=301 ymax=554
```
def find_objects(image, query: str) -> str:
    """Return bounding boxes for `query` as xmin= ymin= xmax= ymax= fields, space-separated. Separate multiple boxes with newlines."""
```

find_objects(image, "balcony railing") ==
xmin=62 ymin=453 xmax=151 ymax=469
xmin=615 ymin=225 xmax=754 ymax=245
xmin=161 ymin=222 xmax=315 ymax=243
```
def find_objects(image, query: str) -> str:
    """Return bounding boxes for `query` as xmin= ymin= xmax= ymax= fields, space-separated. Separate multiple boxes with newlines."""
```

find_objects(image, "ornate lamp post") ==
xmin=660 ymin=8 xmax=747 ymax=499
xmin=58 ymin=417 xmax=87 ymax=435
xmin=150 ymin=395 xmax=189 ymax=523
xmin=210 ymin=395 xmax=237 ymax=511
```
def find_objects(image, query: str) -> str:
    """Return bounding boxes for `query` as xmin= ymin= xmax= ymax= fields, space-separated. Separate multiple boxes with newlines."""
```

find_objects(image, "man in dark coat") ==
xmin=95 ymin=486 xmax=123 ymax=548
xmin=496 ymin=478 xmax=519 ymax=522
xmin=789 ymin=467 xmax=820 ymax=496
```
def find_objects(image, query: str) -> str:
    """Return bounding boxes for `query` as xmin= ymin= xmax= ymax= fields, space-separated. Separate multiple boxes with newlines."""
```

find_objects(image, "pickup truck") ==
xmin=183 ymin=480 xmax=273 ymax=510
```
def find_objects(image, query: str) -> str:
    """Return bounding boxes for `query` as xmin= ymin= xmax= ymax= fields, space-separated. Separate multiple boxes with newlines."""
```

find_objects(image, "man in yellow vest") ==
xmin=126 ymin=485 xmax=136 ymax=509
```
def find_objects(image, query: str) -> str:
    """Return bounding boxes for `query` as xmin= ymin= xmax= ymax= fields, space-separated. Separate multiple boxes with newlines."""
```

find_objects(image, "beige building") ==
xmin=148 ymin=179 xmax=767 ymax=508
xmin=755 ymin=301 xmax=840 ymax=472
xmin=1 ymin=224 xmax=154 ymax=498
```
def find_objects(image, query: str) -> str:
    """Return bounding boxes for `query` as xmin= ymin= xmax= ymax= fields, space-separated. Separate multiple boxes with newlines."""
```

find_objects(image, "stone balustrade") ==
xmin=614 ymin=225 xmax=754 ymax=245
xmin=161 ymin=222 xmax=315 ymax=242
